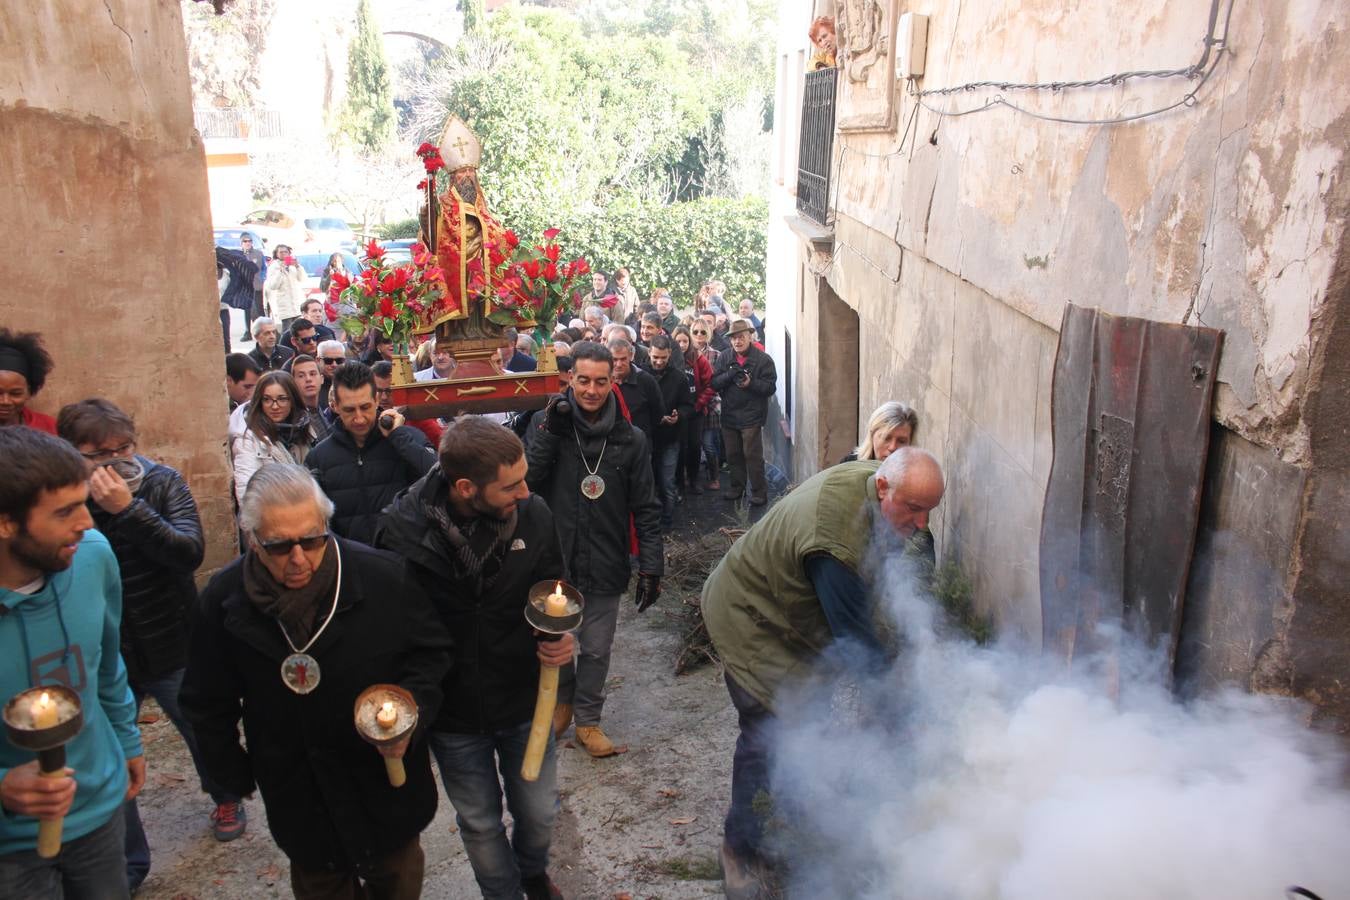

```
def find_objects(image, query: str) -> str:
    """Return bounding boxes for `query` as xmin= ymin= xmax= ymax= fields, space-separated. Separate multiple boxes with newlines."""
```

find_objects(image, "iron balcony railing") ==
xmin=795 ymin=66 xmax=837 ymax=226
xmin=193 ymin=108 xmax=287 ymax=140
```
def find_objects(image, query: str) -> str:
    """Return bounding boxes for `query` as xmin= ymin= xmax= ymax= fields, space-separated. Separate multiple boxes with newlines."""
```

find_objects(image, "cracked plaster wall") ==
xmin=831 ymin=0 xmax=1345 ymax=464
xmin=0 ymin=1 xmax=237 ymax=574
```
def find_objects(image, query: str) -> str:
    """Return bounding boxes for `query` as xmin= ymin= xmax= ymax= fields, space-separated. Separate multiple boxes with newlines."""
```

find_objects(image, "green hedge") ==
xmin=374 ymin=195 xmax=768 ymax=308
xmin=562 ymin=196 xmax=768 ymax=309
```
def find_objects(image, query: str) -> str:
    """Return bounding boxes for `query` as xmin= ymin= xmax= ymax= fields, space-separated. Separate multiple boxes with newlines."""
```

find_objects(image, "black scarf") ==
xmin=422 ymin=482 xmax=517 ymax=594
xmin=242 ymin=538 xmax=340 ymax=646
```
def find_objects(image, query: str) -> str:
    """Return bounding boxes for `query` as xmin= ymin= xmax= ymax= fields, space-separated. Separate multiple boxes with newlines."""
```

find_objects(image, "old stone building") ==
xmin=764 ymin=1 xmax=1349 ymax=725
xmin=1 ymin=2 xmax=237 ymax=570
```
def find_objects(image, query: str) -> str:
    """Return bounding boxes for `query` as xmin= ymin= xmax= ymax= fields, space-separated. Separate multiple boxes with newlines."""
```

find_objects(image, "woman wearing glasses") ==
xmin=232 ymin=371 xmax=313 ymax=507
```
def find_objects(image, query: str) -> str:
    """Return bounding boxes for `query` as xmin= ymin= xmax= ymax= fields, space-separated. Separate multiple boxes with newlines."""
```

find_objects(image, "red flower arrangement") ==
xmin=416 ymin=142 xmax=446 ymax=174
xmin=481 ymin=227 xmax=593 ymax=337
xmin=328 ymin=239 xmax=447 ymax=348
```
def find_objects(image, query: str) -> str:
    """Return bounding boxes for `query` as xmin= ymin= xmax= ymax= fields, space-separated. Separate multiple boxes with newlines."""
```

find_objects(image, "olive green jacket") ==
xmin=702 ymin=461 xmax=884 ymax=709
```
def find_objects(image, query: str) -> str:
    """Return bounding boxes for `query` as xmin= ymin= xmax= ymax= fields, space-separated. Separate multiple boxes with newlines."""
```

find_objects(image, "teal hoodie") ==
xmin=0 ymin=530 xmax=143 ymax=855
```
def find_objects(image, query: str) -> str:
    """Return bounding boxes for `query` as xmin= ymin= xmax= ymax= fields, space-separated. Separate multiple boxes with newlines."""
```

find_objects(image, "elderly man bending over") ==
xmin=701 ymin=447 xmax=945 ymax=899
xmin=181 ymin=465 xmax=452 ymax=900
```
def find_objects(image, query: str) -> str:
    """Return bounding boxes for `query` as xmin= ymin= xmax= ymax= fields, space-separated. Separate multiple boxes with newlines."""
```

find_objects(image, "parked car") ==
xmin=379 ymin=238 xmax=417 ymax=265
xmin=237 ymin=208 xmax=356 ymax=254
xmin=213 ymin=227 xmax=252 ymax=250
xmin=295 ymin=251 xmax=363 ymax=302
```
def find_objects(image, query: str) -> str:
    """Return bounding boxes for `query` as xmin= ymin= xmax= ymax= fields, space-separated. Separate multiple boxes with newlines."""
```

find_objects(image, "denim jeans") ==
xmin=701 ymin=426 xmax=723 ymax=479
xmin=556 ymin=592 xmax=621 ymax=727
xmin=655 ymin=441 xmax=680 ymax=529
xmin=0 ymin=806 xmax=129 ymax=900
xmin=428 ymin=723 xmax=558 ymax=900
xmin=125 ymin=668 xmax=239 ymax=889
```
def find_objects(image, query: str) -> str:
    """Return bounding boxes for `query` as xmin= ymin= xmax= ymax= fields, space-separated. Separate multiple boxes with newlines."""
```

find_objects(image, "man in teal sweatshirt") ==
xmin=0 ymin=427 xmax=145 ymax=898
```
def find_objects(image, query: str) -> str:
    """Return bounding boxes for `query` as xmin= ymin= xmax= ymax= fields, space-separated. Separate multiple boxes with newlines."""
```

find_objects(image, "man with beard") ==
xmin=701 ymin=449 xmax=945 ymax=898
xmin=0 ymin=428 xmax=146 ymax=898
xmin=525 ymin=342 xmax=662 ymax=758
xmin=306 ymin=362 xmax=434 ymax=544
xmin=181 ymin=465 xmax=452 ymax=900
xmin=377 ymin=417 xmax=572 ymax=900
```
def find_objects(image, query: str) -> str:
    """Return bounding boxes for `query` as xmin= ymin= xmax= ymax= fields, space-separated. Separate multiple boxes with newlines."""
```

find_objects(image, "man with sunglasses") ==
xmin=56 ymin=399 xmax=246 ymax=889
xmin=0 ymin=427 xmax=145 ymax=898
xmin=239 ymin=232 xmax=266 ymax=342
xmin=182 ymin=464 xmax=452 ymax=900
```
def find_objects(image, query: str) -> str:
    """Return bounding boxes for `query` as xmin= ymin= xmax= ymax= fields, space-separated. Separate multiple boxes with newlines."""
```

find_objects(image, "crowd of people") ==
xmin=1 ymin=258 xmax=943 ymax=900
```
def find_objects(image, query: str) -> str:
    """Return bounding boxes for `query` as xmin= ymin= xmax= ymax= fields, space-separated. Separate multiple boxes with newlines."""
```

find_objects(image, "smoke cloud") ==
xmin=768 ymin=548 xmax=1350 ymax=900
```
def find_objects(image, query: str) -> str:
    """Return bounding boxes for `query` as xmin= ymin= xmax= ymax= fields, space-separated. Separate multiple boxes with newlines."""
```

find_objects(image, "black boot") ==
xmin=522 ymin=872 xmax=564 ymax=900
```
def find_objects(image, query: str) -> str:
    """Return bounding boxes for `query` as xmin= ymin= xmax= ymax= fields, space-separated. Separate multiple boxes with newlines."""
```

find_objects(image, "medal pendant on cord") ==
xmin=277 ymin=541 xmax=344 ymax=696
xmin=281 ymin=653 xmax=320 ymax=694
xmin=580 ymin=474 xmax=606 ymax=500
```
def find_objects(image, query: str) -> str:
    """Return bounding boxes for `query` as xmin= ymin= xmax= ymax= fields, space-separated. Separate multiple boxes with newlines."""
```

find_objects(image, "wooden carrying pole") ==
xmin=521 ymin=665 xmax=560 ymax=782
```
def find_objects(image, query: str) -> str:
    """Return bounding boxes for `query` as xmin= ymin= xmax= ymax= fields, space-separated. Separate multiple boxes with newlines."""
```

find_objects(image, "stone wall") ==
xmin=767 ymin=0 xmax=1350 ymax=721
xmin=0 ymin=1 xmax=237 ymax=574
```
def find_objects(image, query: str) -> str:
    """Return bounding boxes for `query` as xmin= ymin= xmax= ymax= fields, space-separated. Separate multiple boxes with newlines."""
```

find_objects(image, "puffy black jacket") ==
xmin=306 ymin=421 xmax=435 ymax=544
xmin=248 ymin=343 xmax=294 ymax=372
xmin=650 ymin=363 xmax=695 ymax=447
xmin=711 ymin=344 xmax=777 ymax=429
xmin=525 ymin=392 xmax=663 ymax=593
xmin=376 ymin=469 xmax=566 ymax=734
xmin=180 ymin=540 xmax=452 ymax=871
xmin=89 ymin=457 xmax=204 ymax=684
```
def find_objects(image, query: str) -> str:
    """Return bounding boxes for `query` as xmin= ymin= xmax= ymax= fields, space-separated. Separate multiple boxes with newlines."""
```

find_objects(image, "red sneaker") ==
xmin=210 ymin=800 xmax=247 ymax=842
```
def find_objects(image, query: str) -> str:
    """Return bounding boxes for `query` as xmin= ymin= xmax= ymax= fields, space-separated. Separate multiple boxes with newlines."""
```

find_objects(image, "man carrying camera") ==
xmin=711 ymin=319 xmax=777 ymax=506
xmin=306 ymin=362 xmax=435 ymax=545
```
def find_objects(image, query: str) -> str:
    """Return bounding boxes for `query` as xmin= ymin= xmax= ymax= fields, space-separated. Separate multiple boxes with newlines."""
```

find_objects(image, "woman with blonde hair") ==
xmin=843 ymin=401 xmax=919 ymax=463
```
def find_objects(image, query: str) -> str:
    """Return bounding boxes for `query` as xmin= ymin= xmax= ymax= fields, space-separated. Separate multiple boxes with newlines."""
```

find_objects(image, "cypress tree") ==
xmin=462 ymin=0 xmax=486 ymax=35
xmin=342 ymin=0 xmax=396 ymax=153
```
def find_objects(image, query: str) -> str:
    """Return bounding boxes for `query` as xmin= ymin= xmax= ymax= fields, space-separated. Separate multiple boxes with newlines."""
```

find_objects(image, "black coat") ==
xmin=90 ymin=457 xmax=203 ymax=684
xmin=616 ymin=368 xmax=664 ymax=446
xmin=376 ymin=470 xmax=565 ymax=734
xmin=281 ymin=323 xmax=336 ymax=354
xmin=216 ymin=248 xmax=259 ymax=312
xmin=248 ymin=343 xmax=294 ymax=372
xmin=650 ymin=363 xmax=695 ymax=447
xmin=306 ymin=420 xmax=435 ymax=544
xmin=525 ymin=392 xmax=663 ymax=592
xmin=711 ymin=344 xmax=777 ymax=429
xmin=180 ymin=540 xmax=452 ymax=871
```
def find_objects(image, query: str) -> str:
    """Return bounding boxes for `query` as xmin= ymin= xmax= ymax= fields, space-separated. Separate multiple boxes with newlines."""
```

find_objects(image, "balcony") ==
xmin=193 ymin=108 xmax=288 ymax=141
xmin=795 ymin=67 xmax=837 ymax=227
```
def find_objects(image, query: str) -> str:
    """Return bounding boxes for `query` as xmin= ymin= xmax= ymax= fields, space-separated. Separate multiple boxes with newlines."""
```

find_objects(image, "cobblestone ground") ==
xmin=135 ymin=467 xmax=774 ymax=899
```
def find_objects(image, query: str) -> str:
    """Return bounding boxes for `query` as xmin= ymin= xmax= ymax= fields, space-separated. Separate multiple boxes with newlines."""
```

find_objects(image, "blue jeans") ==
xmin=0 ymin=805 xmax=128 ymax=899
xmin=125 ymin=668 xmax=239 ymax=889
xmin=701 ymin=426 xmax=723 ymax=479
xmin=655 ymin=441 xmax=680 ymax=529
xmin=428 ymin=722 xmax=558 ymax=900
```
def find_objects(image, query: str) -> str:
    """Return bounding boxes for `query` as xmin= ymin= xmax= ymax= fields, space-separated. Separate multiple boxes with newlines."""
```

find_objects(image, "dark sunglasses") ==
xmin=253 ymin=531 xmax=329 ymax=557
xmin=322 ymin=357 xmax=345 ymax=365
xmin=296 ymin=334 xmax=317 ymax=344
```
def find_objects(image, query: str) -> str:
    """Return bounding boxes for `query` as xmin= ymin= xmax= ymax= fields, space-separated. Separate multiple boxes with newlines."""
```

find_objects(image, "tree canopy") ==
xmin=342 ymin=0 xmax=397 ymax=154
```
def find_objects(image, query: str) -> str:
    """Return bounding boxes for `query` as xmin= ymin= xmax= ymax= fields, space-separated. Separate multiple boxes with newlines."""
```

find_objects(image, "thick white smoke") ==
xmin=768 ymin=548 xmax=1350 ymax=900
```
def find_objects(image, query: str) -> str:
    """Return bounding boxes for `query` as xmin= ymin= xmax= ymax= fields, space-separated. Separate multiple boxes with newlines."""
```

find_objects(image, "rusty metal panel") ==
xmin=1040 ymin=304 xmax=1223 ymax=677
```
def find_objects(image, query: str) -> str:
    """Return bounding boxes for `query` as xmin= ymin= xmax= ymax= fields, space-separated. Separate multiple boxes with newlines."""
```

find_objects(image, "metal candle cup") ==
xmin=521 ymin=579 xmax=584 ymax=782
xmin=353 ymin=684 xmax=417 ymax=788
xmin=3 ymin=686 xmax=84 ymax=858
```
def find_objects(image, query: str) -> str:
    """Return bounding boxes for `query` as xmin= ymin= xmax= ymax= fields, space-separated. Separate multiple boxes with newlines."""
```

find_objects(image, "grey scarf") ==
xmin=423 ymin=491 xmax=518 ymax=592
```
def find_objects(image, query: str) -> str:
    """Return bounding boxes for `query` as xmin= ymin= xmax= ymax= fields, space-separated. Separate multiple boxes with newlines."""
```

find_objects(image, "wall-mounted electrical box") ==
xmin=897 ymin=12 xmax=929 ymax=78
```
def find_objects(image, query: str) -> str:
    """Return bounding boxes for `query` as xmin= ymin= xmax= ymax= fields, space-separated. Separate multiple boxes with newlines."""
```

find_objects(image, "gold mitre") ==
xmin=439 ymin=116 xmax=482 ymax=170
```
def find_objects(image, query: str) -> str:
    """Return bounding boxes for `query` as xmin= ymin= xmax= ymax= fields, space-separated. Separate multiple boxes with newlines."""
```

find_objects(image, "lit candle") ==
xmin=376 ymin=701 xmax=398 ymax=730
xmin=544 ymin=582 xmax=568 ymax=617
xmin=30 ymin=691 xmax=59 ymax=729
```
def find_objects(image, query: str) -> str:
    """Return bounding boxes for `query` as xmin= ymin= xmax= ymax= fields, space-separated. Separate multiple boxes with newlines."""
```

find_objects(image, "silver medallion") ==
xmin=580 ymin=474 xmax=606 ymax=500
xmin=281 ymin=653 xmax=321 ymax=694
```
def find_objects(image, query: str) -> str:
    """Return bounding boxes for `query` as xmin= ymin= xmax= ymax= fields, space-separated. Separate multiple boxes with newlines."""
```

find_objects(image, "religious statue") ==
xmin=809 ymin=16 xmax=837 ymax=71
xmin=415 ymin=116 xmax=528 ymax=376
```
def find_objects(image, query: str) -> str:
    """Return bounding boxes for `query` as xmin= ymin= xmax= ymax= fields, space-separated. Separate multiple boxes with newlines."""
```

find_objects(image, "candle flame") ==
xmin=39 ymin=692 xmax=50 ymax=706
xmin=382 ymin=701 xmax=394 ymax=713
xmin=554 ymin=581 xmax=562 ymax=594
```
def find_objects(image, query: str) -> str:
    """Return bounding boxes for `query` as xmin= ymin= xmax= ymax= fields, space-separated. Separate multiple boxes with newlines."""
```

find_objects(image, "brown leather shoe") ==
xmin=575 ymin=725 xmax=620 ymax=758
xmin=552 ymin=703 xmax=573 ymax=739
